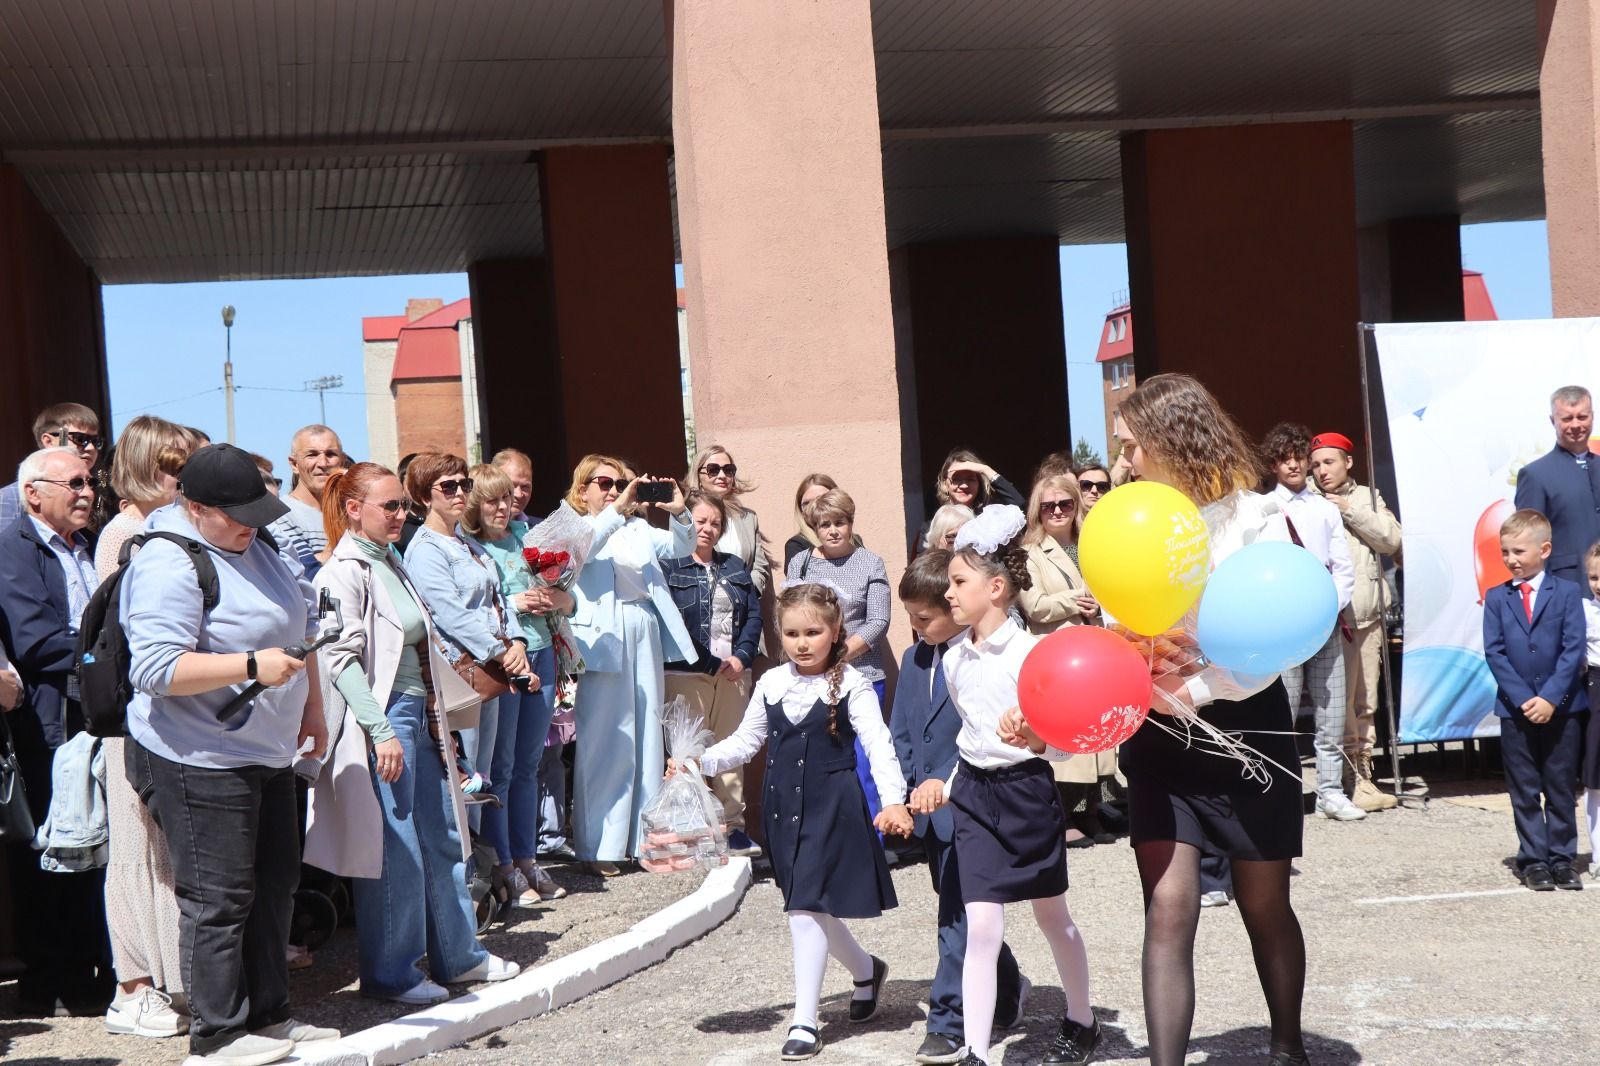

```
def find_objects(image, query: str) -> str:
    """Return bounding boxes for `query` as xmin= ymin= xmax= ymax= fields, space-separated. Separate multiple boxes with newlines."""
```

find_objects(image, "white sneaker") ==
xmin=373 ymin=978 xmax=449 ymax=1006
xmin=181 ymin=1033 xmax=295 ymax=1066
xmin=106 ymin=985 xmax=188 ymax=1037
xmin=447 ymin=953 xmax=520 ymax=983
xmin=1200 ymin=890 xmax=1232 ymax=908
xmin=1316 ymin=793 xmax=1368 ymax=821
xmin=252 ymin=1019 xmax=339 ymax=1043
xmin=530 ymin=864 xmax=568 ymax=901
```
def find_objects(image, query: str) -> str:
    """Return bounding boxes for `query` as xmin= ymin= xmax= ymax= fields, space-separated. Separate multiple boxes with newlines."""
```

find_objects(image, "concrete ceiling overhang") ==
xmin=0 ymin=0 xmax=1542 ymax=282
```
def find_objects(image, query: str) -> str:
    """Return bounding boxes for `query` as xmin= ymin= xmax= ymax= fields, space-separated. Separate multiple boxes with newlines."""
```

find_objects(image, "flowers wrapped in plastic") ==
xmin=641 ymin=698 xmax=729 ymax=874
xmin=520 ymin=503 xmax=595 ymax=687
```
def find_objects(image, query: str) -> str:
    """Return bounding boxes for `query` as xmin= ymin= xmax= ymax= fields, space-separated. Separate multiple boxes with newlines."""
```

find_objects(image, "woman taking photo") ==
xmin=1113 ymin=373 xmax=1308 ymax=1066
xmin=662 ymin=491 xmax=763 ymax=858
xmin=315 ymin=463 xmax=519 ymax=1006
xmin=464 ymin=464 xmax=570 ymax=904
xmin=566 ymin=455 xmax=694 ymax=876
xmin=122 ymin=444 xmax=333 ymax=1066
xmin=686 ymin=444 xmax=770 ymax=596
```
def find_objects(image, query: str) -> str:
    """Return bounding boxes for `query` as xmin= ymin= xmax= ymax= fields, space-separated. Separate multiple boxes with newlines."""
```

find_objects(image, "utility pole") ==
xmin=305 ymin=375 xmax=343 ymax=425
xmin=221 ymin=305 xmax=236 ymax=444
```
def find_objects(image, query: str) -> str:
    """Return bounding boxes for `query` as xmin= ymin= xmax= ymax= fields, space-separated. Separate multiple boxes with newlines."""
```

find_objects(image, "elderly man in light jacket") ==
xmin=1310 ymin=432 xmax=1402 ymax=813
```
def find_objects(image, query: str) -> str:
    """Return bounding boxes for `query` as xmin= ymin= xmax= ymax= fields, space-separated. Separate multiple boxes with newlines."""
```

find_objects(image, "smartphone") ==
xmin=635 ymin=481 xmax=673 ymax=504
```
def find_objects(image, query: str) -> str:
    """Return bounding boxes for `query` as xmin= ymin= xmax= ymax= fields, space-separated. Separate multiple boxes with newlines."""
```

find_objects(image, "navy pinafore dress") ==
xmin=763 ymin=692 xmax=897 ymax=918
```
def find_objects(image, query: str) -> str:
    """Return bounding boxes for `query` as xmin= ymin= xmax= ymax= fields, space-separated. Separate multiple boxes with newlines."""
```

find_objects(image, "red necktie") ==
xmin=1519 ymin=582 xmax=1534 ymax=622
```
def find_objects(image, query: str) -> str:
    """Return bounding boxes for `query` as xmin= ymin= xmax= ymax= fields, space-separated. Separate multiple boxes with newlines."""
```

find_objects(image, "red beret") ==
xmin=1310 ymin=432 xmax=1354 ymax=454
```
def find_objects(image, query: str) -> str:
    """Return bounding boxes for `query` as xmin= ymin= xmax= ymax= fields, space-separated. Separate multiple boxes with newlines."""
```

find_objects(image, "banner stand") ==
xmin=1358 ymin=322 xmax=1425 ymax=807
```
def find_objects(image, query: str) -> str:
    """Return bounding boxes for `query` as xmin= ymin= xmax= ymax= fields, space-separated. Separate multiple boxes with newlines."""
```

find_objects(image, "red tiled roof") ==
xmin=391 ymin=297 xmax=472 ymax=382
xmin=362 ymin=314 xmax=408 ymax=342
xmin=1094 ymin=303 xmax=1134 ymax=363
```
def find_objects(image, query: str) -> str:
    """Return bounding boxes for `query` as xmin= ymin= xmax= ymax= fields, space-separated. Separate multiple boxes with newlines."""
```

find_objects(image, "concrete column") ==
xmin=0 ymin=164 xmax=108 ymax=472
xmin=890 ymin=236 xmax=1069 ymax=534
xmin=1359 ymin=215 xmax=1464 ymax=324
xmin=671 ymin=0 xmax=908 ymax=589
xmin=1120 ymin=121 xmax=1363 ymax=440
xmin=1540 ymin=0 xmax=1600 ymax=317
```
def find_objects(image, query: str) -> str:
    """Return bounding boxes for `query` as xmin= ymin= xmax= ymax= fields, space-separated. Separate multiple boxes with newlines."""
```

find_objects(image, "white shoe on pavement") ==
xmin=106 ymin=985 xmax=188 ymax=1037
xmin=373 ymin=978 xmax=450 ymax=1006
xmin=252 ymin=1018 xmax=340 ymax=1043
xmin=1200 ymin=890 xmax=1232 ymax=908
xmin=1316 ymin=793 xmax=1368 ymax=821
xmin=180 ymin=1033 xmax=294 ymax=1066
xmin=447 ymin=953 xmax=520 ymax=983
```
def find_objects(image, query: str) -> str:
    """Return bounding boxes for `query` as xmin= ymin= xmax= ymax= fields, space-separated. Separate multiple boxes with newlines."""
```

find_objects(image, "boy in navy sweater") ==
xmin=1482 ymin=509 xmax=1588 ymax=890
xmin=889 ymin=550 xmax=1028 ymax=1063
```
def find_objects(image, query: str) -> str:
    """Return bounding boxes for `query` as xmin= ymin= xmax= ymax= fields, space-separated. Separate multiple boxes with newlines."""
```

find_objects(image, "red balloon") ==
xmin=1472 ymin=498 xmax=1515 ymax=605
xmin=1018 ymin=627 xmax=1153 ymax=754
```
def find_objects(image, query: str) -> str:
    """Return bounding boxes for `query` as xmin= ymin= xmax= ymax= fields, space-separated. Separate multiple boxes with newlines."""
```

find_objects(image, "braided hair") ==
xmin=777 ymin=583 xmax=852 ymax=737
xmin=953 ymin=530 xmax=1033 ymax=602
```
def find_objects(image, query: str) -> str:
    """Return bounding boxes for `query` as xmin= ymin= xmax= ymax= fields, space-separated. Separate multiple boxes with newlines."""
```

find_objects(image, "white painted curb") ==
xmin=287 ymin=857 xmax=753 ymax=1066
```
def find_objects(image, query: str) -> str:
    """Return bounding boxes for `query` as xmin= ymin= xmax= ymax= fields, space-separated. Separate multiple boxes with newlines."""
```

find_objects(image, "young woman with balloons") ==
xmin=1097 ymin=373 xmax=1314 ymax=1066
xmin=910 ymin=505 xmax=1100 ymax=1066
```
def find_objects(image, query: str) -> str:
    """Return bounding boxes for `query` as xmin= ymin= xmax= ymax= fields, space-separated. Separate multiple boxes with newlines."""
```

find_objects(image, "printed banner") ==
xmin=1373 ymin=318 xmax=1600 ymax=742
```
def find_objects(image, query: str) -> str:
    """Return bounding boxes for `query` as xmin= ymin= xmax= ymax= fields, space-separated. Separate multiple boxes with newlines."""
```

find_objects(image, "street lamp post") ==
xmin=305 ymin=375 xmax=343 ymax=425
xmin=221 ymin=305 xmax=236 ymax=444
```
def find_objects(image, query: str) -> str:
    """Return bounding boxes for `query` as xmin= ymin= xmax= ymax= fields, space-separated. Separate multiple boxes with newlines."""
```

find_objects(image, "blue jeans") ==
xmin=537 ymin=742 xmax=569 ymax=852
xmin=353 ymin=691 xmax=487 ymax=996
xmin=482 ymin=646 xmax=557 ymax=864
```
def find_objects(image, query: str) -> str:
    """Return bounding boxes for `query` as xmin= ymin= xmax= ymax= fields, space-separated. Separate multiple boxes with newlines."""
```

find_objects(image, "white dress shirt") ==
xmin=698 ymin=662 xmax=907 ymax=805
xmin=1580 ymin=590 xmax=1600 ymax=666
xmin=1271 ymin=483 xmax=1355 ymax=612
xmin=944 ymin=617 xmax=1071 ymax=771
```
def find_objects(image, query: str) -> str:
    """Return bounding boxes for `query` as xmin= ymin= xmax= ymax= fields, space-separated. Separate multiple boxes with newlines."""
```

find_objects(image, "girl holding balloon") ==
xmin=1102 ymin=373 xmax=1312 ymax=1066
xmin=911 ymin=505 xmax=1100 ymax=1066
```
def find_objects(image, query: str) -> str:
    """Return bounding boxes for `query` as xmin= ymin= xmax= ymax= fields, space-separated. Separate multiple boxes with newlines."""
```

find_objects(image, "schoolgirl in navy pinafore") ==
xmin=764 ymin=690 xmax=897 ymax=919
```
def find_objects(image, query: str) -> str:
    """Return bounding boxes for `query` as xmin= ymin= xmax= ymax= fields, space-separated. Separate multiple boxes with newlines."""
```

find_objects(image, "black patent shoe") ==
xmin=914 ymin=1031 xmax=964 ymax=1064
xmin=780 ymin=1024 xmax=822 ymax=1060
xmin=848 ymin=956 xmax=888 ymax=1022
xmin=1551 ymin=863 xmax=1585 ymax=890
xmin=1268 ymin=1052 xmax=1311 ymax=1066
xmin=1042 ymin=1015 xmax=1102 ymax=1065
xmin=1523 ymin=862 xmax=1556 ymax=891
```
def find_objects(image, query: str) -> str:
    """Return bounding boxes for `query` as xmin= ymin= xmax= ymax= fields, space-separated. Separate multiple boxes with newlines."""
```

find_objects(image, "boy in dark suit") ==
xmin=1482 ymin=508 xmax=1589 ymax=890
xmin=890 ymin=550 xmax=1028 ymax=1064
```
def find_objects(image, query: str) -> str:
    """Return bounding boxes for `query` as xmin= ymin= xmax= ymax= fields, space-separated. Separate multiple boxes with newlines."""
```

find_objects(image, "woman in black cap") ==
xmin=121 ymin=443 xmax=335 ymax=1066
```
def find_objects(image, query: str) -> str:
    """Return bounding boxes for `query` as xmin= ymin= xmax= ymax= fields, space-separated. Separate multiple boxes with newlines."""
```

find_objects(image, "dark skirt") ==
xmin=765 ymin=750 xmax=896 ymax=919
xmin=948 ymin=757 xmax=1069 ymax=904
xmin=1583 ymin=675 xmax=1600 ymax=790
xmin=1121 ymin=680 xmax=1304 ymax=861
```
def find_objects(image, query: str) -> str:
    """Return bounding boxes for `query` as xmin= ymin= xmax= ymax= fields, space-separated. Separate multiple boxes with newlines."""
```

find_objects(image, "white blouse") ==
xmin=698 ymin=663 xmax=907 ymax=806
xmin=944 ymin=617 xmax=1072 ymax=771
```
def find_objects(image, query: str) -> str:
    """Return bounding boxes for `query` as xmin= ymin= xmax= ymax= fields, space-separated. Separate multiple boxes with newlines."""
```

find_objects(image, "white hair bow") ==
xmin=953 ymin=504 xmax=1026 ymax=555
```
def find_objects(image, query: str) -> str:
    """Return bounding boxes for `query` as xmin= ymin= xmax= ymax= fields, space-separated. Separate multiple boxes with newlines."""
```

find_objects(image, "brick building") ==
xmin=361 ymin=298 xmax=480 ymax=468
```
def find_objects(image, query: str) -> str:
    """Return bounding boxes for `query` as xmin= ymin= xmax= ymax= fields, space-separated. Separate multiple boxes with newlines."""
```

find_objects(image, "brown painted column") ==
xmin=0 ymin=164 xmax=108 ymax=472
xmin=1359 ymin=215 xmax=1465 ymax=324
xmin=1121 ymin=121 xmax=1363 ymax=440
xmin=891 ymin=235 xmax=1069 ymax=537
xmin=671 ymin=1 xmax=909 ymax=589
xmin=1540 ymin=0 xmax=1600 ymax=316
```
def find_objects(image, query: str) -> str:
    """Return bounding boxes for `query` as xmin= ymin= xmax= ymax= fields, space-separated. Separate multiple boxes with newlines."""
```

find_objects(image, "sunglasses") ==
xmin=434 ymin=478 xmax=474 ymax=497
xmin=588 ymin=476 xmax=631 ymax=493
xmin=51 ymin=429 xmax=103 ymax=451
xmin=1039 ymin=499 xmax=1076 ymax=515
xmin=701 ymin=463 xmax=737 ymax=478
xmin=265 ymin=476 xmax=283 ymax=489
xmin=33 ymin=476 xmax=93 ymax=493
xmin=365 ymin=498 xmax=406 ymax=515
xmin=1078 ymin=479 xmax=1111 ymax=493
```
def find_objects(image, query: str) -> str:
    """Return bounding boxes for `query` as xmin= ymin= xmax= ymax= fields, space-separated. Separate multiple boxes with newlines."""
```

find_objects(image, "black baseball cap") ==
xmin=179 ymin=443 xmax=290 ymax=527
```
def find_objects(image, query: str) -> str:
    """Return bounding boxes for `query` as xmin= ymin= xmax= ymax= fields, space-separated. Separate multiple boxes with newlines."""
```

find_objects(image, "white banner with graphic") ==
xmin=1373 ymin=317 xmax=1600 ymax=742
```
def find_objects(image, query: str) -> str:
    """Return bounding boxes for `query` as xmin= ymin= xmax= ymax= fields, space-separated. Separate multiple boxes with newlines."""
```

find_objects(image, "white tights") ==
xmin=1586 ymin=788 xmax=1600 ymax=868
xmin=786 ymin=910 xmax=875 ymax=1035
xmin=962 ymin=895 xmax=1091 ymax=1065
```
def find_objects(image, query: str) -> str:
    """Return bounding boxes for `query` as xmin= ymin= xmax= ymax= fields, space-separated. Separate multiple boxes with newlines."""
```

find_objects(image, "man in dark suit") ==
xmin=0 ymin=446 xmax=115 ymax=1015
xmin=889 ymin=551 xmax=1026 ymax=1065
xmin=1514 ymin=384 xmax=1600 ymax=592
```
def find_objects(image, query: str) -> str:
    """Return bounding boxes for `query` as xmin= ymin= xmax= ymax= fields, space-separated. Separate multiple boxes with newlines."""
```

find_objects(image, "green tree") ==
xmin=1071 ymin=436 xmax=1104 ymax=471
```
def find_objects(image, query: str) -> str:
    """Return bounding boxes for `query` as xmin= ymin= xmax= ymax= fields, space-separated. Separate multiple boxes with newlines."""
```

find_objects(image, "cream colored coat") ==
xmin=1323 ymin=479 xmax=1401 ymax=627
xmin=1020 ymin=538 xmax=1117 ymax=782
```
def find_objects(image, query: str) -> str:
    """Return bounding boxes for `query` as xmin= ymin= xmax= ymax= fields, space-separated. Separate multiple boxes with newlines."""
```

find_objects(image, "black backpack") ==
xmin=77 ymin=532 xmax=220 ymax=738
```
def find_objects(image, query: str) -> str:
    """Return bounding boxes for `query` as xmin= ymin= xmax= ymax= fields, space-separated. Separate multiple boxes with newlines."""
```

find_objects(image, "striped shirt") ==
xmin=784 ymin=545 xmax=892 ymax=681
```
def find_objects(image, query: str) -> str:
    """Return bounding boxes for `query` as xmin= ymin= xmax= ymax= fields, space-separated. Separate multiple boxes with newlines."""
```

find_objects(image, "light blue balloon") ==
xmin=1196 ymin=542 xmax=1339 ymax=675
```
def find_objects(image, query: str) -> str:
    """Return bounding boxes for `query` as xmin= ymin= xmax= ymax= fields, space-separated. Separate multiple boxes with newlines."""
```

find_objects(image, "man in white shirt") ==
xmin=266 ymin=423 xmax=344 ymax=579
xmin=1263 ymin=423 xmax=1362 ymax=822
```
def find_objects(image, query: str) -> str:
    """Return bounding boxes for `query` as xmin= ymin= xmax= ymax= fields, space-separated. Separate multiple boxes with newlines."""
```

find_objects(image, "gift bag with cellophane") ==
xmin=640 ymin=698 xmax=729 ymax=874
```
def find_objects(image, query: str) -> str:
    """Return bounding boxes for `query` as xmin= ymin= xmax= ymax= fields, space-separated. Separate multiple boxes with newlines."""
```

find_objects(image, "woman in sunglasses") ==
xmin=311 ymin=462 xmax=521 ymax=1005
xmin=911 ymin=448 xmax=1026 ymax=558
xmin=564 ymin=454 xmax=694 ymax=877
xmin=682 ymin=445 xmax=770 ymax=597
xmin=1074 ymin=464 xmax=1114 ymax=513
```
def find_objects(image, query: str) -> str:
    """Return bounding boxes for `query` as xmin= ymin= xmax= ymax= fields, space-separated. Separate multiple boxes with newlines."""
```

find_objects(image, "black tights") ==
xmin=1135 ymin=841 xmax=1306 ymax=1066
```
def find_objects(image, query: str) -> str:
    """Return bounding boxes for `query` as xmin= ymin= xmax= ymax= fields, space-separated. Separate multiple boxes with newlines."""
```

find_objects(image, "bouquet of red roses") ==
xmin=519 ymin=505 xmax=594 ymax=687
xmin=521 ymin=546 xmax=572 ymax=584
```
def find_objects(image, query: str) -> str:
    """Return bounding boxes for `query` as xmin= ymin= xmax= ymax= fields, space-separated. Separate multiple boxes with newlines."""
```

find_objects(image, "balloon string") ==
xmin=1146 ymin=687 xmax=1306 ymax=791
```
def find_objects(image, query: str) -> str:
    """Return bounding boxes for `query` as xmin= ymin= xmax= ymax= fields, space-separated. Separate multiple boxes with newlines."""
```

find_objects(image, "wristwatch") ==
xmin=246 ymin=650 xmax=258 ymax=680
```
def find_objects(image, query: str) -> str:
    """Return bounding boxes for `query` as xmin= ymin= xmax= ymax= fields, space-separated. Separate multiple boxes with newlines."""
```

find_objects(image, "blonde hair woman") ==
xmin=785 ymin=472 xmax=838 ymax=568
xmin=922 ymin=503 xmax=974 ymax=553
xmin=683 ymin=444 xmax=770 ymax=596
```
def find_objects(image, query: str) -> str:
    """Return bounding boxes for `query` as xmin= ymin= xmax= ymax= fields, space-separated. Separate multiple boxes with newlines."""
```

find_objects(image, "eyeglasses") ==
xmin=1078 ymin=479 xmax=1111 ymax=493
xmin=1039 ymin=499 xmax=1076 ymax=515
xmin=33 ymin=476 xmax=93 ymax=493
xmin=50 ymin=429 xmax=103 ymax=451
xmin=434 ymin=478 xmax=474 ymax=497
xmin=365 ymin=498 xmax=406 ymax=515
xmin=701 ymin=463 xmax=737 ymax=478
xmin=588 ymin=476 xmax=631 ymax=493
xmin=265 ymin=477 xmax=283 ymax=488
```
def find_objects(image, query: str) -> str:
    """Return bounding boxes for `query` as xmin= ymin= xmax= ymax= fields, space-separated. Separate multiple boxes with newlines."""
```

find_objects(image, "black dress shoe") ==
xmin=780 ymin=1024 xmax=822 ymax=1060
xmin=957 ymin=1054 xmax=986 ymax=1066
xmin=914 ymin=1031 xmax=964 ymax=1064
xmin=1042 ymin=1016 xmax=1102 ymax=1065
xmin=1523 ymin=863 xmax=1556 ymax=891
xmin=1551 ymin=863 xmax=1585 ymax=890
xmin=848 ymin=956 xmax=888 ymax=1022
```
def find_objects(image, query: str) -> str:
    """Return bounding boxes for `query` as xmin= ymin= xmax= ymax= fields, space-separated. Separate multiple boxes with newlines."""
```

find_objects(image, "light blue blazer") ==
xmin=571 ymin=505 xmax=697 ymax=673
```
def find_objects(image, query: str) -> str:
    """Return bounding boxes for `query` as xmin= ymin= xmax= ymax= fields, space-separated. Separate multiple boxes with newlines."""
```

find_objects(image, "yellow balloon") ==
xmin=1079 ymin=482 xmax=1211 ymax=635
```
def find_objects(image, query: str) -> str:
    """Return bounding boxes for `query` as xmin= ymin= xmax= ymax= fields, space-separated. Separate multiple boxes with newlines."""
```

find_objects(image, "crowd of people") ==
xmin=0 ymin=373 xmax=1412 ymax=1066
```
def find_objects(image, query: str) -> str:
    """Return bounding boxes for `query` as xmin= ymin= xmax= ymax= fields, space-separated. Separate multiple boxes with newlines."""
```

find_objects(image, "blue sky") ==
xmin=104 ymin=221 xmax=1551 ymax=467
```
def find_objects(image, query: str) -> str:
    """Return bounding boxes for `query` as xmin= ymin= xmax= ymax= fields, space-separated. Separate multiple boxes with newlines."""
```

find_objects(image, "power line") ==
xmin=121 ymin=386 xmax=225 ymax=415
xmin=236 ymin=384 xmax=392 ymax=398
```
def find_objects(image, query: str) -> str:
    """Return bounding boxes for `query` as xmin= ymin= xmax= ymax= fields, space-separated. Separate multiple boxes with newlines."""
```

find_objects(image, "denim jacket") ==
xmin=661 ymin=551 xmax=762 ymax=675
xmin=403 ymin=524 xmax=510 ymax=664
xmin=37 ymin=731 xmax=108 ymax=871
